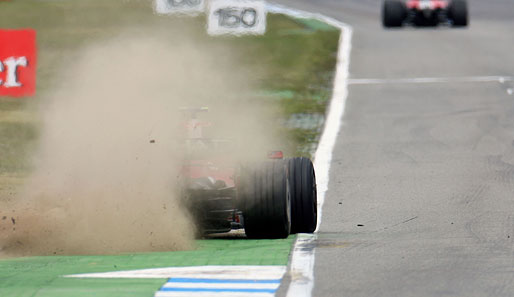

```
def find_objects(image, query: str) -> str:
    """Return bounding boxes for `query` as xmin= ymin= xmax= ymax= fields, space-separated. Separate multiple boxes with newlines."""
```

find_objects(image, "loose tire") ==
xmin=449 ymin=0 xmax=468 ymax=27
xmin=382 ymin=0 xmax=407 ymax=28
xmin=288 ymin=157 xmax=317 ymax=234
xmin=242 ymin=161 xmax=291 ymax=239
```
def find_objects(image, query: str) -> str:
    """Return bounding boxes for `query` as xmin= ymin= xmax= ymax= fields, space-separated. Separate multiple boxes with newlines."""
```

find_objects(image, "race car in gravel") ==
xmin=382 ymin=0 xmax=468 ymax=27
xmin=178 ymin=108 xmax=317 ymax=238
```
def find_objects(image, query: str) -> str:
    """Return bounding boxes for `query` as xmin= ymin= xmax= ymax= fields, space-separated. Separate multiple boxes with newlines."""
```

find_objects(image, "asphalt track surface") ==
xmin=273 ymin=0 xmax=514 ymax=296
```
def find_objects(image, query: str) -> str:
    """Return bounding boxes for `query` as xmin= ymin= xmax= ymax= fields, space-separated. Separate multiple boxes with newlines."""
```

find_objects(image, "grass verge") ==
xmin=0 ymin=236 xmax=294 ymax=297
xmin=0 ymin=0 xmax=339 ymax=189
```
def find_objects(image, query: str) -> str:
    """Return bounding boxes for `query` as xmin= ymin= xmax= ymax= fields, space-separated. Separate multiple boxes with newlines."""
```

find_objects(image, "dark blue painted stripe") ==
xmin=160 ymin=287 xmax=277 ymax=293
xmin=166 ymin=278 xmax=281 ymax=284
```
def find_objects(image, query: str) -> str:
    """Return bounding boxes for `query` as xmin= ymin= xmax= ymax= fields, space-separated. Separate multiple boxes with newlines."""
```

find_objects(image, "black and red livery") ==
xmin=382 ymin=0 xmax=468 ymax=27
xmin=178 ymin=108 xmax=317 ymax=239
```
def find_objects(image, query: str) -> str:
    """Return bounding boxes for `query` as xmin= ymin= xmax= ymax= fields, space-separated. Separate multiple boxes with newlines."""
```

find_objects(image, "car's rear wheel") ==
xmin=382 ymin=0 xmax=407 ymax=27
xmin=449 ymin=0 xmax=468 ymax=27
xmin=242 ymin=161 xmax=291 ymax=239
xmin=288 ymin=157 xmax=317 ymax=234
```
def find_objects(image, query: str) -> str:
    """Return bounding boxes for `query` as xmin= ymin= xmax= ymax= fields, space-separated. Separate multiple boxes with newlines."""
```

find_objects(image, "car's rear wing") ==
xmin=180 ymin=107 xmax=210 ymax=139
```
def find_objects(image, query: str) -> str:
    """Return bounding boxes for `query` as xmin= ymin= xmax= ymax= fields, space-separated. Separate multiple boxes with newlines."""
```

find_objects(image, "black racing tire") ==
xmin=449 ymin=0 xmax=468 ymax=27
xmin=242 ymin=161 xmax=291 ymax=239
xmin=288 ymin=157 xmax=317 ymax=234
xmin=382 ymin=0 xmax=407 ymax=28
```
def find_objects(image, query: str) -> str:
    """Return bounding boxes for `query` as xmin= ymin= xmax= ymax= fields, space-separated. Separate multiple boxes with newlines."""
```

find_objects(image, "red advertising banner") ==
xmin=0 ymin=29 xmax=37 ymax=97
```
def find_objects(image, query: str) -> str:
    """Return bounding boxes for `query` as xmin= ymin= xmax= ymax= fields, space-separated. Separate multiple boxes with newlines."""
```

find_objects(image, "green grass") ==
xmin=0 ymin=237 xmax=294 ymax=297
xmin=0 ymin=1 xmax=339 ymax=190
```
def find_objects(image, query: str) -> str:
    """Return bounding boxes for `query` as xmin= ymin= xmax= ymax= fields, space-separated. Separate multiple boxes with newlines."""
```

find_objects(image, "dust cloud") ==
xmin=0 ymin=31 xmax=280 ymax=256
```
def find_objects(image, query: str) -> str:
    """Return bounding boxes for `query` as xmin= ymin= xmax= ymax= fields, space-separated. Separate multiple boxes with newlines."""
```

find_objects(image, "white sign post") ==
xmin=207 ymin=0 xmax=267 ymax=36
xmin=155 ymin=0 xmax=206 ymax=15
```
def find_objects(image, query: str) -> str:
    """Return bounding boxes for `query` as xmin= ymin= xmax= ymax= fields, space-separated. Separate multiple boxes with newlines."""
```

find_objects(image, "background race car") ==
xmin=382 ymin=0 xmax=468 ymax=27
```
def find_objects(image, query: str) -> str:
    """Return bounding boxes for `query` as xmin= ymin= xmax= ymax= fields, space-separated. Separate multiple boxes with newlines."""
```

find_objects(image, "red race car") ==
xmin=382 ymin=0 xmax=468 ymax=27
xmin=178 ymin=107 xmax=317 ymax=238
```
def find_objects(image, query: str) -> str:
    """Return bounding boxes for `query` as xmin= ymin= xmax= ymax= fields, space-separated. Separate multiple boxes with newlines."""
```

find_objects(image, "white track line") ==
xmin=349 ymin=76 xmax=514 ymax=85
xmin=65 ymin=265 xmax=286 ymax=279
xmin=267 ymin=3 xmax=353 ymax=297
xmin=161 ymin=282 xmax=280 ymax=289
xmin=66 ymin=266 xmax=286 ymax=297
